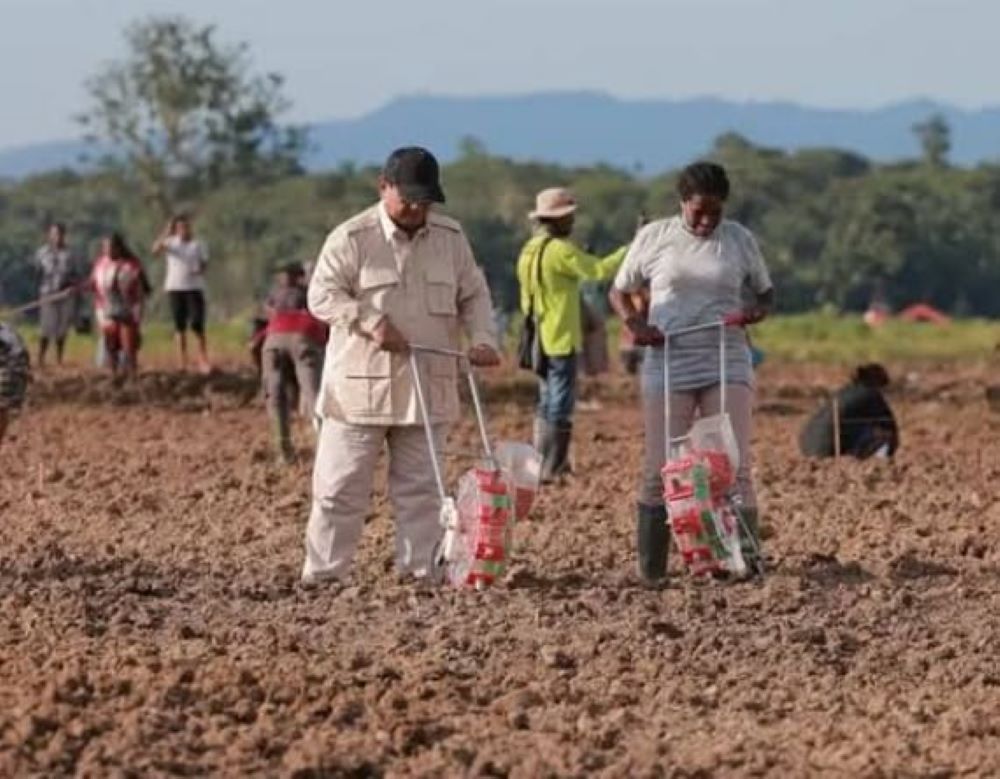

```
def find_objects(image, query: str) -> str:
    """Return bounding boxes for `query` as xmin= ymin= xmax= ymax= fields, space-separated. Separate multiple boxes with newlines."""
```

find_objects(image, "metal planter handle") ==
xmin=407 ymin=345 xmax=496 ymax=496
xmin=661 ymin=320 xmax=728 ymax=460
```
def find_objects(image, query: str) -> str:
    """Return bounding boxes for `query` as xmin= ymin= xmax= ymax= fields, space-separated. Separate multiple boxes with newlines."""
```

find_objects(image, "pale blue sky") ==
xmin=1 ymin=0 xmax=997 ymax=149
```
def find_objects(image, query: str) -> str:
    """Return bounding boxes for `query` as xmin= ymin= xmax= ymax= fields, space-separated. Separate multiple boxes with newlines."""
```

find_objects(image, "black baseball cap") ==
xmin=382 ymin=146 xmax=446 ymax=204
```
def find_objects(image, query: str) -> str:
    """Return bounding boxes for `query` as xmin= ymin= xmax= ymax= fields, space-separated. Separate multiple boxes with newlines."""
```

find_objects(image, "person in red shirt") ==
xmin=91 ymin=233 xmax=148 ymax=379
xmin=262 ymin=262 xmax=327 ymax=463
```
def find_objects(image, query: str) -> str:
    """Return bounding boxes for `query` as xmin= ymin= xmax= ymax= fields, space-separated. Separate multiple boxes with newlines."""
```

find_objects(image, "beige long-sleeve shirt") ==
xmin=308 ymin=203 xmax=497 ymax=425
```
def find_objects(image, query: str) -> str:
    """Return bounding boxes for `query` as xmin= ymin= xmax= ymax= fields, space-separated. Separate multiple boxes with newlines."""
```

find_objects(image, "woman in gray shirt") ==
xmin=610 ymin=162 xmax=774 ymax=585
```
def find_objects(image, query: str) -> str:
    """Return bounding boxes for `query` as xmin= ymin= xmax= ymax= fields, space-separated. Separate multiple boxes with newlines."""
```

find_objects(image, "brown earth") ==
xmin=2 ymin=360 xmax=1000 ymax=778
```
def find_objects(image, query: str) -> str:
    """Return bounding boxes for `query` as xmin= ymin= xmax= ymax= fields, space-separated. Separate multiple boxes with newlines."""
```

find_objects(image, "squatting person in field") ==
xmin=261 ymin=261 xmax=327 ymax=463
xmin=301 ymin=147 xmax=500 ymax=585
xmin=0 ymin=321 xmax=30 ymax=447
xmin=800 ymin=363 xmax=899 ymax=459
xmin=516 ymin=188 xmax=627 ymax=482
xmin=610 ymin=162 xmax=775 ymax=585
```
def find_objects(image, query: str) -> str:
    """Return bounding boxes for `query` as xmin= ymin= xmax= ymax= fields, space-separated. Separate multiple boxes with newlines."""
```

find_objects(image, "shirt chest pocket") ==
xmin=358 ymin=264 xmax=400 ymax=313
xmin=424 ymin=262 xmax=457 ymax=316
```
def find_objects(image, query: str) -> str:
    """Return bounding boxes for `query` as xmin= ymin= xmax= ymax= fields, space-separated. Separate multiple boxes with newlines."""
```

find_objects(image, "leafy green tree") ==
xmin=912 ymin=113 xmax=951 ymax=167
xmin=79 ymin=16 xmax=305 ymax=217
xmin=6 ymin=124 xmax=1000 ymax=319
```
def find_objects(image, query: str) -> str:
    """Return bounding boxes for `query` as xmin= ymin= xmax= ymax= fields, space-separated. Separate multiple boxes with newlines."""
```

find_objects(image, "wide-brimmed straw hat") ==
xmin=529 ymin=187 xmax=577 ymax=220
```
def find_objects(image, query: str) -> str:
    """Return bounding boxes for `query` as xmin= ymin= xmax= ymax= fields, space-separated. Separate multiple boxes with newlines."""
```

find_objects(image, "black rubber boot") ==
xmin=541 ymin=421 xmax=572 ymax=482
xmin=273 ymin=417 xmax=295 ymax=465
xmin=739 ymin=507 xmax=763 ymax=574
xmin=637 ymin=502 xmax=669 ymax=586
xmin=532 ymin=416 xmax=546 ymax=454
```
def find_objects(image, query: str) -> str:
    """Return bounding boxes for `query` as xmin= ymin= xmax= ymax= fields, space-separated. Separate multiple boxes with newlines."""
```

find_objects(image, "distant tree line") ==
xmin=2 ymin=16 xmax=998 ymax=319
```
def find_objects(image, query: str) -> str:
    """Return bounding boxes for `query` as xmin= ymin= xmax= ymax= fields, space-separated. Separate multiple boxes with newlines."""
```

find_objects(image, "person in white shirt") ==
xmin=152 ymin=214 xmax=211 ymax=372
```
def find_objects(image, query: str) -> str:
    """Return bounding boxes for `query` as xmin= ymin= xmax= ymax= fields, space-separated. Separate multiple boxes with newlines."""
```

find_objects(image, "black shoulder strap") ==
xmin=529 ymin=237 xmax=553 ymax=317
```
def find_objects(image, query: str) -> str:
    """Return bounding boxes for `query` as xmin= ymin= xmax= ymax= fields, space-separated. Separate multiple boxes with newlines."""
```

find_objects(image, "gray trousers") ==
xmin=262 ymin=332 xmax=322 ymax=436
xmin=301 ymin=419 xmax=446 ymax=582
xmin=39 ymin=296 xmax=75 ymax=341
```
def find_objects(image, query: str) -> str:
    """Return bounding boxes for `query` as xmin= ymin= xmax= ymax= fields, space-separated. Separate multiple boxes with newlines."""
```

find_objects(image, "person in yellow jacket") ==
xmin=516 ymin=188 xmax=627 ymax=481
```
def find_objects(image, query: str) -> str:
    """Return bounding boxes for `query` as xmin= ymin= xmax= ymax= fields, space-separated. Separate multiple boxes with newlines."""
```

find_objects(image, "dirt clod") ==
xmin=3 ymin=364 xmax=1000 ymax=776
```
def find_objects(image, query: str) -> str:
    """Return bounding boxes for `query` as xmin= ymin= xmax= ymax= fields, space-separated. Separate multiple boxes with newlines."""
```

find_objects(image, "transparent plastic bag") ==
xmin=688 ymin=413 xmax=740 ymax=474
xmin=662 ymin=449 xmax=746 ymax=577
xmin=448 ymin=467 xmax=513 ymax=588
xmin=494 ymin=441 xmax=541 ymax=521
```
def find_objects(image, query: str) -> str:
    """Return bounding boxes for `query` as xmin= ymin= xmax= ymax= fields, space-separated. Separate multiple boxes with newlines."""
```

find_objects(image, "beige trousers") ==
xmin=302 ymin=419 xmax=446 ymax=582
xmin=639 ymin=383 xmax=756 ymax=509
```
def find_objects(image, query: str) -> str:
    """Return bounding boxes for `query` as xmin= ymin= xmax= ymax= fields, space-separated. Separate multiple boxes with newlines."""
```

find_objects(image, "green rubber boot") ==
xmin=637 ymin=503 xmax=670 ymax=586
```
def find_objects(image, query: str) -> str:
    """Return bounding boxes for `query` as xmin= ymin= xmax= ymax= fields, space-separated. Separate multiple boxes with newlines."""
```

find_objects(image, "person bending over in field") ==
xmin=261 ymin=261 xmax=327 ymax=463
xmin=800 ymin=363 xmax=899 ymax=459
xmin=0 ymin=321 xmax=30 ymax=447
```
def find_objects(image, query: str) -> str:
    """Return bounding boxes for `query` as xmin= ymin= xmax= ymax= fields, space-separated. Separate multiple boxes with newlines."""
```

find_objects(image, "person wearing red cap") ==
xmin=300 ymin=147 xmax=501 ymax=586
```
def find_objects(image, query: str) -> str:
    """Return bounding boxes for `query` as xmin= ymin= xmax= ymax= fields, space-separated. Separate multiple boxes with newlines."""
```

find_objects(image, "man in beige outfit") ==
xmin=302 ymin=147 xmax=500 ymax=584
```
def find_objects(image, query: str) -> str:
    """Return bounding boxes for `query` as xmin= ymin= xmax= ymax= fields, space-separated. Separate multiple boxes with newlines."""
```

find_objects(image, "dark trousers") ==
xmin=536 ymin=353 xmax=578 ymax=424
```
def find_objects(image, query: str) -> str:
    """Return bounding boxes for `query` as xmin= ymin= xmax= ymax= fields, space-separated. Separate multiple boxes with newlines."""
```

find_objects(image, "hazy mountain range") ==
xmin=3 ymin=91 xmax=1000 ymax=179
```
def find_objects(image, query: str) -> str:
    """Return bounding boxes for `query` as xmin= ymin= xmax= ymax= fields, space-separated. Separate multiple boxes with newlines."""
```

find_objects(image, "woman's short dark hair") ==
xmin=677 ymin=162 xmax=730 ymax=201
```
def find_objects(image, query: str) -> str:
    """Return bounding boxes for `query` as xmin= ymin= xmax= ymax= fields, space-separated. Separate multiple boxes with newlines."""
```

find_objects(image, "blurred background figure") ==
xmin=493 ymin=309 xmax=511 ymax=355
xmin=516 ymin=187 xmax=627 ymax=482
xmin=32 ymin=222 xmax=81 ymax=368
xmin=153 ymin=214 xmax=211 ymax=373
xmin=579 ymin=285 xmax=609 ymax=377
xmin=617 ymin=285 xmax=651 ymax=375
xmin=91 ymin=232 xmax=149 ymax=380
xmin=863 ymin=281 xmax=891 ymax=328
xmin=248 ymin=311 xmax=269 ymax=377
xmin=0 ymin=320 xmax=30 ymax=447
xmin=261 ymin=261 xmax=327 ymax=463
xmin=800 ymin=363 xmax=899 ymax=459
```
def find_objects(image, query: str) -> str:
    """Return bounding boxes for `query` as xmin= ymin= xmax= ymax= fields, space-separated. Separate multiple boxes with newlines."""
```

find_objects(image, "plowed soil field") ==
xmin=2 ymin=361 xmax=999 ymax=777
